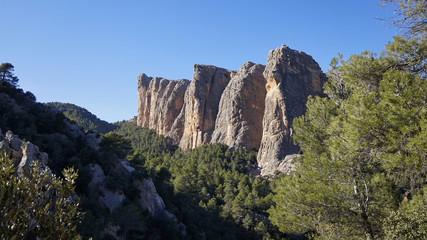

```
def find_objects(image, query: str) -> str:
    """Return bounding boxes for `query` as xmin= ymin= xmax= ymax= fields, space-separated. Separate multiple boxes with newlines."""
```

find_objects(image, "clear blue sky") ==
xmin=1 ymin=0 xmax=397 ymax=122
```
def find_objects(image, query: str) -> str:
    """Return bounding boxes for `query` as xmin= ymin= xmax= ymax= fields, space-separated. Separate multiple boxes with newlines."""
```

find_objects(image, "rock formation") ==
xmin=211 ymin=62 xmax=266 ymax=151
xmin=136 ymin=45 xmax=325 ymax=176
xmin=137 ymin=74 xmax=189 ymax=144
xmin=87 ymin=160 xmax=177 ymax=219
xmin=0 ymin=130 xmax=49 ymax=177
xmin=257 ymin=45 xmax=326 ymax=175
xmin=179 ymin=65 xmax=233 ymax=149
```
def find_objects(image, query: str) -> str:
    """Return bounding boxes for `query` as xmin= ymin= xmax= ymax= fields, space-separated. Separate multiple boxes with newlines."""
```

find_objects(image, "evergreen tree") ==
xmin=0 ymin=63 xmax=19 ymax=87
xmin=381 ymin=0 xmax=427 ymax=37
xmin=269 ymin=32 xmax=426 ymax=240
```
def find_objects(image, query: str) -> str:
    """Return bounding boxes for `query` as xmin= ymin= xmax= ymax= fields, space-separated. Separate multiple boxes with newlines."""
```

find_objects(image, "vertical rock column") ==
xmin=179 ymin=65 xmax=233 ymax=150
xmin=211 ymin=62 xmax=266 ymax=151
xmin=258 ymin=45 xmax=325 ymax=176
xmin=137 ymin=73 xmax=152 ymax=128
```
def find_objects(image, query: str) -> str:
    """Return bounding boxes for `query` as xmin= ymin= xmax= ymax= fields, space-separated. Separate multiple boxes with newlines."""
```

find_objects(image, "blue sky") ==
xmin=1 ymin=1 xmax=397 ymax=122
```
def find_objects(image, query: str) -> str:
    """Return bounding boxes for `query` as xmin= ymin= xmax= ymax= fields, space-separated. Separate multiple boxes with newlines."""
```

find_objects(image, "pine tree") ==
xmin=0 ymin=63 xmax=19 ymax=87
xmin=269 ymin=32 xmax=426 ymax=240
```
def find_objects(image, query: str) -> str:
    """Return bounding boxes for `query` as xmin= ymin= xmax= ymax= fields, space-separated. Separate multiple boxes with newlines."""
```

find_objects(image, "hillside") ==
xmin=45 ymin=102 xmax=117 ymax=134
xmin=0 ymin=77 xmax=187 ymax=239
xmin=0 ymin=75 xmax=284 ymax=239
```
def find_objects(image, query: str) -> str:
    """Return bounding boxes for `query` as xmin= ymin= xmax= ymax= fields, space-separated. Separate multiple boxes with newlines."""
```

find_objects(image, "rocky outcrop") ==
xmin=137 ymin=74 xmax=189 ymax=144
xmin=87 ymin=160 xmax=179 ymax=221
xmin=0 ymin=129 xmax=185 ymax=238
xmin=211 ymin=62 xmax=266 ymax=151
xmin=87 ymin=164 xmax=126 ymax=213
xmin=0 ymin=130 xmax=49 ymax=177
xmin=136 ymin=45 xmax=325 ymax=175
xmin=135 ymin=178 xmax=176 ymax=219
xmin=257 ymin=45 xmax=325 ymax=175
xmin=179 ymin=65 xmax=233 ymax=149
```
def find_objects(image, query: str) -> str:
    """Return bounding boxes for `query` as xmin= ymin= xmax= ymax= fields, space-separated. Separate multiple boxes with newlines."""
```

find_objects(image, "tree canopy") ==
xmin=268 ymin=1 xmax=426 ymax=237
xmin=381 ymin=0 xmax=427 ymax=37
xmin=0 ymin=63 xmax=19 ymax=87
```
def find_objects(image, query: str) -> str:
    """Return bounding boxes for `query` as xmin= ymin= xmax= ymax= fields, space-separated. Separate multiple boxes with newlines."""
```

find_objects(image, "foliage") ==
xmin=45 ymin=102 xmax=117 ymax=134
xmin=269 ymin=35 xmax=426 ymax=239
xmin=381 ymin=0 xmax=427 ymax=37
xmin=100 ymin=132 xmax=132 ymax=159
xmin=0 ymin=63 xmax=19 ymax=87
xmin=383 ymin=186 xmax=427 ymax=239
xmin=0 ymin=152 xmax=82 ymax=239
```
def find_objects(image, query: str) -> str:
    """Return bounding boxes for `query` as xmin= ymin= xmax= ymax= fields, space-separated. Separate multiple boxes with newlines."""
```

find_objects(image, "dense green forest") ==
xmin=1 ymin=0 xmax=426 ymax=239
xmin=114 ymin=120 xmax=285 ymax=239
xmin=45 ymin=102 xmax=117 ymax=134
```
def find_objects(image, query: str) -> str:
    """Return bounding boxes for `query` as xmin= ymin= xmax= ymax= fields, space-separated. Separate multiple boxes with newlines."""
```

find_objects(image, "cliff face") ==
xmin=136 ymin=45 xmax=325 ymax=176
xmin=137 ymin=74 xmax=189 ymax=144
xmin=258 ymin=45 xmax=326 ymax=175
xmin=211 ymin=62 xmax=266 ymax=151
xmin=179 ymin=65 xmax=233 ymax=149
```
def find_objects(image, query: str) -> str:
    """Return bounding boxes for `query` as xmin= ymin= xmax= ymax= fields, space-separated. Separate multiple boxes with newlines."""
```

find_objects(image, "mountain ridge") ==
xmin=44 ymin=102 xmax=117 ymax=134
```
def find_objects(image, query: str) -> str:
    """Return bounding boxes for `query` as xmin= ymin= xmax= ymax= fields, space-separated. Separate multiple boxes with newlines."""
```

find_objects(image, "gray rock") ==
xmin=211 ymin=62 xmax=266 ymax=151
xmin=179 ymin=65 xmax=233 ymax=149
xmin=87 ymin=164 xmax=125 ymax=213
xmin=88 ymin=164 xmax=106 ymax=185
xmin=102 ymin=224 xmax=121 ymax=240
xmin=135 ymin=177 xmax=187 ymax=234
xmin=136 ymin=178 xmax=172 ymax=218
xmin=120 ymin=159 xmax=135 ymax=173
xmin=17 ymin=142 xmax=42 ymax=177
xmin=37 ymin=152 xmax=48 ymax=165
xmin=1 ymin=131 xmax=50 ymax=176
xmin=276 ymin=154 xmax=300 ymax=173
xmin=64 ymin=120 xmax=85 ymax=138
xmin=0 ymin=140 xmax=10 ymax=155
xmin=257 ymin=45 xmax=325 ymax=176
xmin=137 ymin=74 xmax=189 ymax=144
xmin=99 ymin=190 xmax=126 ymax=214
xmin=6 ymin=130 xmax=23 ymax=151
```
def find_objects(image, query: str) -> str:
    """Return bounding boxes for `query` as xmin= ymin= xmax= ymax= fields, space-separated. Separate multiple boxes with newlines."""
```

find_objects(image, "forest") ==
xmin=1 ymin=0 xmax=426 ymax=239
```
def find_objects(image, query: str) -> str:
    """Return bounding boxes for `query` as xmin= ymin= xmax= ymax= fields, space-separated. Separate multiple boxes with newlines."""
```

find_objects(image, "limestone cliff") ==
xmin=211 ymin=62 xmax=266 ymax=151
xmin=136 ymin=45 xmax=325 ymax=176
xmin=257 ymin=45 xmax=326 ymax=175
xmin=137 ymin=74 xmax=189 ymax=144
xmin=179 ymin=65 xmax=233 ymax=149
